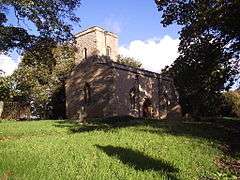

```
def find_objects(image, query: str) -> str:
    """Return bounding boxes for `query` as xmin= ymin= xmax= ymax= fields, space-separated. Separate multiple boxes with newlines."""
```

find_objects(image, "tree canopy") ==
xmin=0 ymin=0 xmax=80 ymax=118
xmin=0 ymin=0 xmax=81 ymax=53
xmin=0 ymin=39 xmax=75 ymax=119
xmin=155 ymin=0 xmax=240 ymax=117
xmin=117 ymin=55 xmax=142 ymax=68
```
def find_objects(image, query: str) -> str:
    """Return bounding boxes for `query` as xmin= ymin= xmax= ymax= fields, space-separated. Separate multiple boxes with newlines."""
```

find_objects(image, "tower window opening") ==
xmin=83 ymin=48 xmax=87 ymax=59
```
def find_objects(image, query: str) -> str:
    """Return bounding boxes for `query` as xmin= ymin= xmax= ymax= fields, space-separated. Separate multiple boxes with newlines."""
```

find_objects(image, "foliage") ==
xmin=0 ymin=70 xmax=5 ymax=75
xmin=117 ymin=55 xmax=142 ymax=68
xmin=171 ymin=37 xmax=234 ymax=116
xmin=0 ymin=0 xmax=80 ymax=117
xmin=2 ymin=118 xmax=239 ymax=179
xmin=4 ymin=39 xmax=75 ymax=119
xmin=155 ymin=0 xmax=240 ymax=117
xmin=0 ymin=76 xmax=16 ymax=101
xmin=222 ymin=91 xmax=240 ymax=118
xmin=155 ymin=0 xmax=240 ymax=58
xmin=0 ymin=0 xmax=81 ymax=53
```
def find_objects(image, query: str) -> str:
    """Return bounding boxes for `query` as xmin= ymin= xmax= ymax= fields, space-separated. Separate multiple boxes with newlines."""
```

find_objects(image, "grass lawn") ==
xmin=0 ymin=117 xmax=239 ymax=179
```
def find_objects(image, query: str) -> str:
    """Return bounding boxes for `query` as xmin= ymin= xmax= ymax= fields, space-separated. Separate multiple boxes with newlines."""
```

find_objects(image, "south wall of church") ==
xmin=111 ymin=64 xmax=181 ymax=119
xmin=113 ymin=68 xmax=161 ymax=118
xmin=65 ymin=59 xmax=181 ymax=120
xmin=65 ymin=59 xmax=116 ymax=119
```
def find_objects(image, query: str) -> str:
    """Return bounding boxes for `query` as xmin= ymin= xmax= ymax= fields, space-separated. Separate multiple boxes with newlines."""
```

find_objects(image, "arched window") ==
xmin=84 ymin=82 xmax=91 ymax=103
xmin=83 ymin=48 xmax=87 ymax=59
xmin=106 ymin=46 xmax=111 ymax=57
xmin=160 ymin=93 xmax=168 ymax=111
xmin=142 ymin=98 xmax=152 ymax=117
xmin=129 ymin=87 xmax=137 ymax=109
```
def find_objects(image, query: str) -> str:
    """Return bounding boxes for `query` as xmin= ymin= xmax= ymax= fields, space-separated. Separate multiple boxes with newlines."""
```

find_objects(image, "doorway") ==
xmin=142 ymin=98 xmax=152 ymax=118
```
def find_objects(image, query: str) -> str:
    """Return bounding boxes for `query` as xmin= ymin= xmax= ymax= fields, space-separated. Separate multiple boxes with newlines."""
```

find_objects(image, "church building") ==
xmin=65 ymin=26 xmax=181 ymax=119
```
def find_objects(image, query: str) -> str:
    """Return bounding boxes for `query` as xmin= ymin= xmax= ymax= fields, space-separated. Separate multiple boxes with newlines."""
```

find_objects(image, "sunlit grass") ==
xmin=0 ymin=118 xmax=237 ymax=179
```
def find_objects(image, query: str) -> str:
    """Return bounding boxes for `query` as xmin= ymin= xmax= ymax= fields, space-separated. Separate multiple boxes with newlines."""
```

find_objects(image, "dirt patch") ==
xmin=0 ymin=171 xmax=13 ymax=180
xmin=215 ymin=156 xmax=240 ymax=177
xmin=0 ymin=136 xmax=15 ymax=142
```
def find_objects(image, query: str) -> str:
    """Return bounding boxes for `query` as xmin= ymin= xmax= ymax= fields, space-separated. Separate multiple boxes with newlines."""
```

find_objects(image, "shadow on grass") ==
xmin=54 ymin=117 xmax=240 ymax=158
xmin=143 ymin=119 xmax=240 ymax=158
xmin=55 ymin=116 xmax=144 ymax=133
xmin=95 ymin=145 xmax=179 ymax=179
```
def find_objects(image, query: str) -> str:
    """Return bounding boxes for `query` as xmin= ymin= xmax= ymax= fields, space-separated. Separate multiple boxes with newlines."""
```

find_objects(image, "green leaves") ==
xmin=223 ymin=91 xmax=240 ymax=117
xmin=116 ymin=55 xmax=142 ymax=68
xmin=0 ymin=76 xmax=12 ymax=101
xmin=156 ymin=1 xmax=240 ymax=117
xmin=0 ymin=0 xmax=81 ymax=53
xmin=0 ymin=26 xmax=33 ymax=51
xmin=1 ymin=39 xmax=75 ymax=118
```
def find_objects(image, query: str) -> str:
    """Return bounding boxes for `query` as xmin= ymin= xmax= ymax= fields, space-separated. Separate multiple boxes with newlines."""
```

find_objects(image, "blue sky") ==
xmin=5 ymin=0 xmax=180 ymax=45
xmin=73 ymin=0 xmax=180 ymax=73
xmin=73 ymin=0 xmax=180 ymax=45
xmin=1 ymin=0 xmax=181 ymax=75
xmin=0 ymin=0 xmax=238 ymax=88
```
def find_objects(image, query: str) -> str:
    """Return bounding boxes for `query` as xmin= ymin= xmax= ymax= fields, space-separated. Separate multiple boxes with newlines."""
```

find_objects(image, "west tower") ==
xmin=74 ymin=26 xmax=118 ymax=65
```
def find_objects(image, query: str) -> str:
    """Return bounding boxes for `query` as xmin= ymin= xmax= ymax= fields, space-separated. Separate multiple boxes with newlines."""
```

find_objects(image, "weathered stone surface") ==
xmin=66 ymin=26 xmax=181 ymax=120
xmin=66 ymin=58 xmax=181 ymax=119
xmin=74 ymin=26 xmax=118 ymax=65
xmin=66 ymin=59 xmax=116 ymax=119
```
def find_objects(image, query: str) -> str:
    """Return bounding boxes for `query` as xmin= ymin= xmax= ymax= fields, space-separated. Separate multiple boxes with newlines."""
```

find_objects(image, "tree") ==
xmin=0 ymin=76 xmax=14 ymax=102
xmin=155 ymin=0 xmax=240 ymax=117
xmin=222 ymin=90 xmax=240 ymax=117
xmin=0 ymin=70 xmax=5 ymax=75
xmin=155 ymin=1 xmax=240 ymax=54
xmin=117 ymin=55 xmax=142 ymax=68
xmin=0 ymin=0 xmax=81 ymax=53
xmin=171 ymin=37 xmax=233 ymax=116
xmin=9 ymin=39 xmax=75 ymax=119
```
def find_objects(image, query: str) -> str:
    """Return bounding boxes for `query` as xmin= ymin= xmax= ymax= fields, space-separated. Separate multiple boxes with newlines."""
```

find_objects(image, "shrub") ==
xmin=223 ymin=91 xmax=240 ymax=117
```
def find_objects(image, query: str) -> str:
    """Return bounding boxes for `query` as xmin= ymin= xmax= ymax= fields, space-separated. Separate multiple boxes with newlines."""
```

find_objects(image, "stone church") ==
xmin=66 ymin=26 xmax=181 ymax=119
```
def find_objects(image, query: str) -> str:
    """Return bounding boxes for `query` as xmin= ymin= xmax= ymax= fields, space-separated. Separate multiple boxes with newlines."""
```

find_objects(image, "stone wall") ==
xmin=113 ymin=68 xmax=139 ymax=117
xmin=112 ymin=67 xmax=173 ymax=118
xmin=106 ymin=60 xmax=181 ymax=119
xmin=65 ymin=58 xmax=116 ymax=119
xmin=158 ymin=79 xmax=181 ymax=119
xmin=65 ymin=57 xmax=181 ymax=120
xmin=96 ymin=30 xmax=118 ymax=61
xmin=74 ymin=27 xmax=118 ymax=65
xmin=75 ymin=28 xmax=98 ymax=65
xmin=138 ymin=75 xmax=160 ymax=117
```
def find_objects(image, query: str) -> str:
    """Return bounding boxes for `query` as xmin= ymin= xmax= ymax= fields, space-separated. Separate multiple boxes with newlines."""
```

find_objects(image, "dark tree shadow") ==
xmin=54 ymin=117 xmax=240 ymax=158
xmin=95 ymin=145 xmax=179 ymax=179
xmin=141 ymin=118 xmax=240 ymax=158
xmin=55 ymin=116 xmax=145 ymax=133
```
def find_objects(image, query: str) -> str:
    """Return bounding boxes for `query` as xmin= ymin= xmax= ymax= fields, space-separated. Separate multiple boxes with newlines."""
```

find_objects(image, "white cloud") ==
xmin=0 ymin=54 xmax=21 ymax=76
xmin=119 ymin=35 xmax=180 ymax=73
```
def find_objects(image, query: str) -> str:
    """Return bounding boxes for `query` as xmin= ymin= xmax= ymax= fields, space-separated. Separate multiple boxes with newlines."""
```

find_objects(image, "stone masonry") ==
xmin=74 ymin=26 xmax=118 ymax=65
xmin=66 ymin=26 xmax=181 ymax=119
